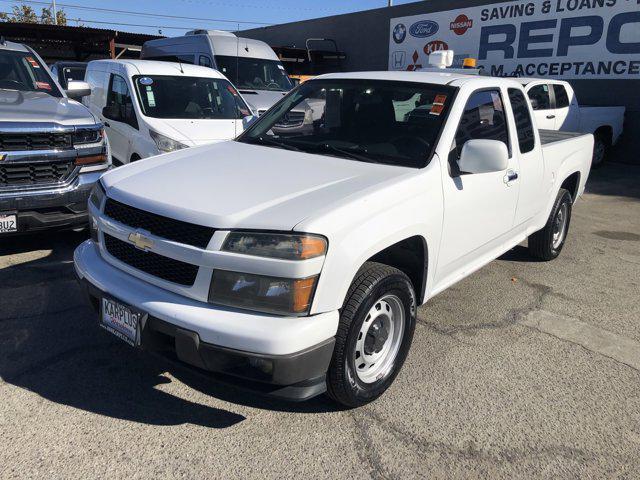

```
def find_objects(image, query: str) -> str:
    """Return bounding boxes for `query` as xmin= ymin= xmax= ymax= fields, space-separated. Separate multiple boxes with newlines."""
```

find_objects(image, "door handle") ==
xmin=504 ymin=170 xmax=518 ymax=184
xmin=546 ymin=114 xmax=556 ymax=119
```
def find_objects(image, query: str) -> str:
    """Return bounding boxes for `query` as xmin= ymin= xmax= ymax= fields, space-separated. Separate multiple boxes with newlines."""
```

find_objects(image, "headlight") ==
xmin=74 ymin=126 xmax=108 ymax=166
xmin=88 ymin=180 xmax=106 ymax=210
xmin=222 ymin=232 xmax=327 ymax=260
xmin=73 ymin=126 xmax=104 ymax=146
xmin=149 ymin=130 xmax=188 ymax=152
xmin=208 ymin=270 xmax=318 ymax=316
xmin=88 ymin=181 xmax=105 ymax=243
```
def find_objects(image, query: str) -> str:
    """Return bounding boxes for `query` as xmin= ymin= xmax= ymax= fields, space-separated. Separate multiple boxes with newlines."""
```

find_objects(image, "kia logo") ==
xmin=424 ymin=40 xmax=449 ymax=55
xmin=409 ymin=20 xmax=439 ymax=38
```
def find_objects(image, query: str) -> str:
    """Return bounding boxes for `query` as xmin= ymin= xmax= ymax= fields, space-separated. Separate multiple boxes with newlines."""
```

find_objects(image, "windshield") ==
xmin=0 ymin=50 xmax=61 ymax=97
xmin=214 ymin=56 xmax=293 ymax=92
xmin=238 ymin=79 xmax=455 ymax=168
xmin=133 ymin=75 xmax=251 ymax=119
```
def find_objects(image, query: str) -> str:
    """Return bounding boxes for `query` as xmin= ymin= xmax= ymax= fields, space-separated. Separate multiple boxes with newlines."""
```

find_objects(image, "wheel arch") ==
xmin=594 ymin=125 xmax=613 ymax=145
xmin=560 ymin=171 xmax=580 ymax=204
xmin=350 ymin=235 xmax=429 ymax=306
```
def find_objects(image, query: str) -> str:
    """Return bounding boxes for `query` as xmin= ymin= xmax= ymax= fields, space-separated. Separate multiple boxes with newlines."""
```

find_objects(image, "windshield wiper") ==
xmin=313 ymin=144 xmax=380 ymax=164
xmin=248 ymin=136 xmax=303 ymax=152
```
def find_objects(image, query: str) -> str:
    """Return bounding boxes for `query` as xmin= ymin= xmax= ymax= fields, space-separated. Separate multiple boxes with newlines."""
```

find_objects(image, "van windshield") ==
xmin=214 ymin=56 xmax=292 ymax=92
xmin=238 ymin=79 xmax=455 ymax=168
xmin=133 ymin=75 xmax=251 ymax=120
xmin=0 ymin=50 xmax=61 ymax=97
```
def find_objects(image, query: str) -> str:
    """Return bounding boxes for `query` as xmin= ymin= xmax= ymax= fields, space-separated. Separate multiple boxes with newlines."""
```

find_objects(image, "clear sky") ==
xmin=3 ymin=0 xmax=419 ymax=35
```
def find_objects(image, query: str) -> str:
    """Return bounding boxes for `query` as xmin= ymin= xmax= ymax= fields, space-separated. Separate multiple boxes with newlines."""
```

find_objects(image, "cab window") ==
xmin=553 ymin=84 xmax=570 ymax=108
xmin=528 ymin=84 xmax=551 ymax=110
xmin=451 ymin=89 xmax=509 ymax=174
xmin=508 ymin=88 xmax=535 ymax=154
xmin=106 ymin=74 xmax=138 ymax=129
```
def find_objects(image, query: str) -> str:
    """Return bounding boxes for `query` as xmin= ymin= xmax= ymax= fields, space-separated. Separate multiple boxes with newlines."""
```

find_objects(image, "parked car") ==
xmin=82 ymin=59 xmax=253 ymax=165
xmin=74 ymin=71 xmax=593 ymax=407
xmin=0 ymin=40 xmax=109 ymax=235
xmin=518 ymin=78 xmax=624 ymax=166
xmin=141 ymin=30 xmax=294 ymax=113
xmin=50 ymin=61 xmax=87 ymax=89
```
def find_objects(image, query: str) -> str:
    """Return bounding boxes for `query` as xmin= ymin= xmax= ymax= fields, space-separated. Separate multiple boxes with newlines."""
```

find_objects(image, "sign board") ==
xmin=389 ymin=0 xmax=640 ymax=79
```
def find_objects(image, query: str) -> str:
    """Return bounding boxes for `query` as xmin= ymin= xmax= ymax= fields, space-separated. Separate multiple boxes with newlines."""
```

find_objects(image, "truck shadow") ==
xmin=0 ymin=233 xmax=246 ymax=428
xmin=0 ymin=232 xmax=338 ymax=427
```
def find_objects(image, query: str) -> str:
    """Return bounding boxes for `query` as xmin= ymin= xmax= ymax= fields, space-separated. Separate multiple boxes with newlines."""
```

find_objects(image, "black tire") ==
xmin=326 ymin=261 xmax=417 ymax=408
xmin=591 ymin=131 xmax=608 ymax=169
xmin=528 ymin=188 xmax=573 ymax=261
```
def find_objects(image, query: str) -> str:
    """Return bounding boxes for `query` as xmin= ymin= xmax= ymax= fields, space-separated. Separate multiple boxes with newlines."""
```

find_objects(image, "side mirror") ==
xmin=102 ymin=105 xmax=120 ymax=121
xmin=459 ymin=139 xmax=509 ymax=174
xmin=66 ymin=80 xmax=91 ymax=99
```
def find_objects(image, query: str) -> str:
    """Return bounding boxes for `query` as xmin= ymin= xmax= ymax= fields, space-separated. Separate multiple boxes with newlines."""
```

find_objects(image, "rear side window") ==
xmin=453 ymin=89 xmax=509 ymax=161
xmin=508 ymin=88 xmax=535 ymax=154
xmin=528 ymin=84 xmax=551 ymax=110
xmin=553 ymin=84 xmax=570 ymax=108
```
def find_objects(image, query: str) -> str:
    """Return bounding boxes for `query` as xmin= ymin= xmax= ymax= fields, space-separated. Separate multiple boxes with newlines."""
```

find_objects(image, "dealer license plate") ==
xmin=0 ymin=213 xmax=17 ymax=233
xmin=101 ymin=297 xmax=144 ymax=347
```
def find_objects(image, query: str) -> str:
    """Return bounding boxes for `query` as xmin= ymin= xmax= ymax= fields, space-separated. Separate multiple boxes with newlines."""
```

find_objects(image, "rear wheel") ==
xmin=591 ymin=131 xmax=608 ymax=168
xmin=326 ymin=262 xmax=416 ymax=407
xmin=528 ymin=188 xmax=572 ymax=261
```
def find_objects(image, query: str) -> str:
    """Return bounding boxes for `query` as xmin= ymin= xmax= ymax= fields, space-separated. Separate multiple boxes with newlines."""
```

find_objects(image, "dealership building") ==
xmin=244 ymin=0 xmax=639 ymax=161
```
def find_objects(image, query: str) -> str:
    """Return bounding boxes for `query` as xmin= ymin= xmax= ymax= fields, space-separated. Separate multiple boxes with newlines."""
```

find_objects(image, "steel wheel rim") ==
xmin=552 ymin=203 xmax=568 ymax=249
xmin=353 ymin=294 xmax=405 ymax=384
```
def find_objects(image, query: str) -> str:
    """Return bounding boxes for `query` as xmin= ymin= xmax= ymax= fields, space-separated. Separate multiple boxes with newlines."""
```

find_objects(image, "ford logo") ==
xmin=409 ymin=20 xmax=439 ymax=38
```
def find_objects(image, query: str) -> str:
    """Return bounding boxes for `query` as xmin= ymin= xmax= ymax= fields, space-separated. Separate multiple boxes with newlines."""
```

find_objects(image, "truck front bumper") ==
xmin=0 ymin=170 xmax=104 ymax=233
xmin=73 ymin=240 xmax=338 ymax=401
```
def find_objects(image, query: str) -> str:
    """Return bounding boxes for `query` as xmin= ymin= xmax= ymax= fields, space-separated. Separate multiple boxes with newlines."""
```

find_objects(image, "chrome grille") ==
xmin=0 ymin=160 xmax=75 ymax=187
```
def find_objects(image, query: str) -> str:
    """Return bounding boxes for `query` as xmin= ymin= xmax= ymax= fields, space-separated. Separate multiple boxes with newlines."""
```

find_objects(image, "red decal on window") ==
xmin=433 ymin=94 xmax=447 ymax=105
xmin=26 ymin=57 xmax=40 ymax=68
xmin=35 ymin=81 xmax=51 ymax=90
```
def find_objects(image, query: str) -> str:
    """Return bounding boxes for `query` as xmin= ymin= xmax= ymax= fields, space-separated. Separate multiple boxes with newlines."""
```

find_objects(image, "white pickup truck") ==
xmin=74 ymin=71 xmax=593 ymax=407
xmin=518 ymin=78 xmax=624 ymax=166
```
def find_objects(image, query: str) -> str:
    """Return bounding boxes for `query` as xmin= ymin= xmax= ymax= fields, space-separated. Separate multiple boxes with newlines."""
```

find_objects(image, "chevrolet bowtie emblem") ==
xmin=128 ymin=231 xmax=154 ymax=251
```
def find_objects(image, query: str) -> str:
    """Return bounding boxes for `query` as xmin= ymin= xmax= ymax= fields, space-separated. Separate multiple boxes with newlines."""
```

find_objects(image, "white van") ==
xmin=83 ymin=59 xmax=253 ymax=165
xmin=141 ymin=30 xmax=294 ymax=114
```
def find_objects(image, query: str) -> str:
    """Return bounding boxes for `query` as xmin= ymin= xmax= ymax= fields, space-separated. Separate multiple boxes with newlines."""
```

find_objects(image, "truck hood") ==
xmin=241 ymin=90 xmax=289 ymax=112
xmin=0 ymin=90 xmax=95 ymax=125
xmin=101 ymin=140 xmax=413 ymax=231
xmin=144 ymin=117 xmax=242 ymax=144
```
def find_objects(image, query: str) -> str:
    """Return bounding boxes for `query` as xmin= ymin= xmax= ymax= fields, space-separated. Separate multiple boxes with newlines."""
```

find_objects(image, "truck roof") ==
xmin=0 ymin=39 xmax=29 ymax=53
xmin=314 ymin=70 xmax=520 ymax=88
xmin=87 ymin=59 xmax=228 ymax=79
xmin=512 ymin=77 xmax=569 ymax=86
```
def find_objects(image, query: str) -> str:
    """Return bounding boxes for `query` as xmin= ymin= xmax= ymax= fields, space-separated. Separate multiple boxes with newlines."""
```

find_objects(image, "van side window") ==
xmin=452 ymin=90 xmax=509 ymax=168
xmin=106 ymin=74 xmax=138 ymax=129
xmin=508 ymin=88 xmax=535 ymax=154
xmin=553 ymin=84 xmax=570 ymax=108
xmin=528 ymin=84 xmax=551 ymax=110
xmin=199 ymin=55 xmax=212 ymax=68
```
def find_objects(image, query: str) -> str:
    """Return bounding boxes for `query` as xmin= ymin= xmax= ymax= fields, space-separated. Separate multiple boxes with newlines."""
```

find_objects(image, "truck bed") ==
xmin=539 ymin=129 xmax=586 ymax=145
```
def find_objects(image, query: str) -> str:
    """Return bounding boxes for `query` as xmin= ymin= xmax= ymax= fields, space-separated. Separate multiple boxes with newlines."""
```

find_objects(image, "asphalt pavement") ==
xmin=1 ymin=163 xmax=639 ymax=479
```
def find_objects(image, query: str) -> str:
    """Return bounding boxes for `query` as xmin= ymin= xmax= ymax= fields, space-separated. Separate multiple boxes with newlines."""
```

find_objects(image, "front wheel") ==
xmin=326 ymin=262 xmax=416 ymax=407
xmin=528 ymin=188 xmax=573 ymax=261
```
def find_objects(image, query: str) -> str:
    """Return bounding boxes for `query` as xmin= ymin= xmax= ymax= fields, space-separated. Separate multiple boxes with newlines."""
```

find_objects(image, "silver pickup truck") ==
xmin=0 ymin=39 xmax=110 ymax=235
